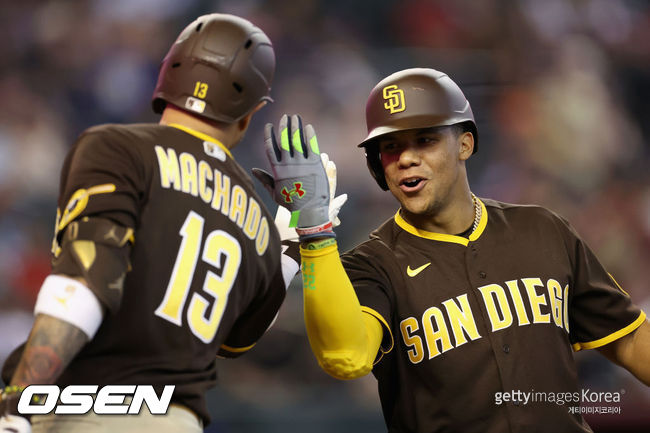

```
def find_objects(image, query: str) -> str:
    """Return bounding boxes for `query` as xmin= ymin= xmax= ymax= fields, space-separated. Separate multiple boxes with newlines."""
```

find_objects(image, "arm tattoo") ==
xmin=10 ymin=314 xmax=89 ymax=387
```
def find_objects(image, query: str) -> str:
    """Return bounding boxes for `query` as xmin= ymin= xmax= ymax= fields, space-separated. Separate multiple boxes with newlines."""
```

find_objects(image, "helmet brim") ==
xmin=359 ymin=116 xmax=476 ymax=148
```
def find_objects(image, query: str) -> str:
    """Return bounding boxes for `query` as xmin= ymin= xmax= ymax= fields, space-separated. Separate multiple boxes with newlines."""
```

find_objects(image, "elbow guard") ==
xmin=319 ymin=350 xmax=373 ymax=380
xmin=51 ymin=217 xmax=134 ymax=312
xmin=317 ymin=313 xmax=386 ymax=380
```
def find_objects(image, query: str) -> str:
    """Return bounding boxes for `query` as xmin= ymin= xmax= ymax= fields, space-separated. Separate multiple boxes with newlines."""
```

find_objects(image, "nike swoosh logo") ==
xmin=407 ymin=262 xmax=431 ymax=277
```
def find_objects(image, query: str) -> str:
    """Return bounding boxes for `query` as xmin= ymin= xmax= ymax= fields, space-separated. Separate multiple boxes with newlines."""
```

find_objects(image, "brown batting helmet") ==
xmin=152 ymin=14 xmax=275 ymax=123
xmin=359 ymin=68 xmax=478 ymax=190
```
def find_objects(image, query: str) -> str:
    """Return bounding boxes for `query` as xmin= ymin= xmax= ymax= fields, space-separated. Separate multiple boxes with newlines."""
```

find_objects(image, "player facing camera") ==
xmin=257 ymin=67 xmax=650 ymax=432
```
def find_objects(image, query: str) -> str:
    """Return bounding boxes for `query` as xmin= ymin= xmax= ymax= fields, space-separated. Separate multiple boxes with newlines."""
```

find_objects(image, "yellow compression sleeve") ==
xmin=300 ymin=243 xmax=383 ymax=380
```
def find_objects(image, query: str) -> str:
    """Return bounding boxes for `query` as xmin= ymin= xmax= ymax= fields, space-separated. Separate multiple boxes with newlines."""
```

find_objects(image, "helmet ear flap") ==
xmin=364 ymin=145 xmax=389 ymax=191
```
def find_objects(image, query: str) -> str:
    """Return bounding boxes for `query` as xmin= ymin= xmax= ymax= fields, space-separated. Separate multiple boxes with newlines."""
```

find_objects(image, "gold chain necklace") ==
xmin=471 ymin=193 xmax=481 ymax=233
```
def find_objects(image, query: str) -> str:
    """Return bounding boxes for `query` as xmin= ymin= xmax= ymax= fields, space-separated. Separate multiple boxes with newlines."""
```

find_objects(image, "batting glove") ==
xmin=253 ymin=114 xmax=337 ymax=242
xmin=274 ymin=152 xmax=347 ymax=242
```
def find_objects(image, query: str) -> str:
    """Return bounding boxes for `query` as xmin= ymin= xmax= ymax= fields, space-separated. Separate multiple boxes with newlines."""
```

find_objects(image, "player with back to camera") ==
xmin=0 ymin=13 xmax=347 ymax=433
xmin=256 ymin=68 xmax=650 ymax=432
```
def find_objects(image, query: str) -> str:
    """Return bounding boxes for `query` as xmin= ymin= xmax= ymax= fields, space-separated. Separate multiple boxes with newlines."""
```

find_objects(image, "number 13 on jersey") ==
xmin=155 ymin=211 xmax=241 ymax=343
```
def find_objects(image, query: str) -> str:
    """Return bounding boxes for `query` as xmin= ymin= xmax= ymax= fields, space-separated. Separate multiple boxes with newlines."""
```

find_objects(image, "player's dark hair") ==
xmin=450 ymin=121 xmax=475 ymax=141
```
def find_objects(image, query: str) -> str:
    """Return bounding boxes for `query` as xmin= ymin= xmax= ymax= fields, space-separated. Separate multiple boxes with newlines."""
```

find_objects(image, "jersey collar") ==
xmin=394 ymin=198 xmax=488 ymax=246
xmin=168 ymin=123 xmax=233 ymax=159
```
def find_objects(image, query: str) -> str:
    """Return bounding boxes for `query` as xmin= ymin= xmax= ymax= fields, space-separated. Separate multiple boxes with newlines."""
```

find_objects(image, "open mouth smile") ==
xmin=399 ymin=177 xmax=426 ymax=193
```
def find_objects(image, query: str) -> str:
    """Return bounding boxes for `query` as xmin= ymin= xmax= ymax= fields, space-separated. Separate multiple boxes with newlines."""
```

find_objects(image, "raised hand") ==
xmin=253 ymin=114 xmax=340 ymax=241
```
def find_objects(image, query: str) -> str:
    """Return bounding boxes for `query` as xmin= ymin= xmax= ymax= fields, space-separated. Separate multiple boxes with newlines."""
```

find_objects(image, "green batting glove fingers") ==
xmin=254 ymin=114 xmax=331 ymax=230
xmin=305 ymin=124 xmax=320 ymax=155
xmin=280 ymin=116 xmax=290 ymax=152
xmin=289 ymin=114 xmax=320 ymax=157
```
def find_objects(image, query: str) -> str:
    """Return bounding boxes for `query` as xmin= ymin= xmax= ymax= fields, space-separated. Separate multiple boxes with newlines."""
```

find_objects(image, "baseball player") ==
xmin=257 ymin=68 xmax=650 ymax=432
xmin=0 ymin=13 xmax=294 ymax=433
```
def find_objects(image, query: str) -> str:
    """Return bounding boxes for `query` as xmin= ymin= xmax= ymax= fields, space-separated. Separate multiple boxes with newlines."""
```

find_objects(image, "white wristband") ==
xmin=34 ymin=275 xmax=105 ymax=339
xmin=281 ymin=251 xmax=300 ymax=289
xmin=0 ymin=414 xmax=32 ymax=433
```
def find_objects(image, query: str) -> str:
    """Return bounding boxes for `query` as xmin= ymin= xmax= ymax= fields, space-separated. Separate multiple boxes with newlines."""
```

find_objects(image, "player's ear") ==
xmin=458 ymin=131 xmax=474 ymax=161
xmin=237 ymin=101 xmax=267 ymax=132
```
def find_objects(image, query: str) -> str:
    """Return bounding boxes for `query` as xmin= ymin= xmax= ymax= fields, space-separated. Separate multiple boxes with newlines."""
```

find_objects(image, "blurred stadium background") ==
xmin=1 ymin=0 xmax=649 ymax=432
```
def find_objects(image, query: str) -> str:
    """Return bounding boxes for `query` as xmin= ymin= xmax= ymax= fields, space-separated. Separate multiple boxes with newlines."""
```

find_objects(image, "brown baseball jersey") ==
xmin=342 ymin=198 xmax=645 ymax=433
xmin=2 ymin=123 xmax=285 ymax=424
